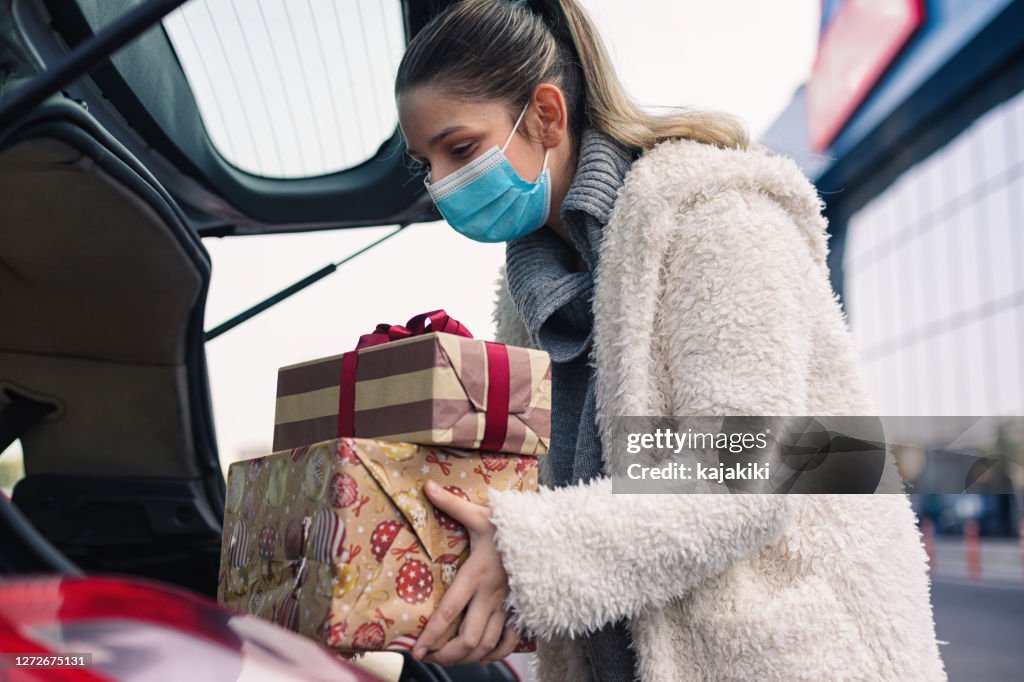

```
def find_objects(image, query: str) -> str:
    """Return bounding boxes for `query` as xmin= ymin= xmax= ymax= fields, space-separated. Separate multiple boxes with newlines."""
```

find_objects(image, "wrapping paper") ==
xmin=217 ymin=436 xmax=538 ymax=654
xmin=272 ymin=332 xmax=551 ymax=455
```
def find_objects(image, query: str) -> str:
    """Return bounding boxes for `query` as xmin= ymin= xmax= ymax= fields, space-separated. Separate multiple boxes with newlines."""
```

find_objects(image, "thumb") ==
xmin=423 ymin=480 xmax=486 ymax=532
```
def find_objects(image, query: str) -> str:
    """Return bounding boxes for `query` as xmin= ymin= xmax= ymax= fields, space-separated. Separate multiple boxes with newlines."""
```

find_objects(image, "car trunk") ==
xmin=0 ymin=0 xmax=451 ymax=594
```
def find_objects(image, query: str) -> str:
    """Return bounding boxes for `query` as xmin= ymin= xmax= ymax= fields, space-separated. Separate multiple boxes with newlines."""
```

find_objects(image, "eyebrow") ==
xmin=405 ymin=125 xmax=470 ymax=157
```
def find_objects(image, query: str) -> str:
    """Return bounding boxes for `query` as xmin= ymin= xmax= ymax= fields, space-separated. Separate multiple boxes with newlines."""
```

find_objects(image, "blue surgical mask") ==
xmin=423 ymin=101 xmax=551 ymax=243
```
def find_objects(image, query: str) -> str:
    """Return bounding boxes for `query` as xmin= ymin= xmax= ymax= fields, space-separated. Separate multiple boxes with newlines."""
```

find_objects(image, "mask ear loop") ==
xmin=504 ymin=101 xmax=551 ymax=180
xmin=502 ymin=102 xmax=531 ymax=153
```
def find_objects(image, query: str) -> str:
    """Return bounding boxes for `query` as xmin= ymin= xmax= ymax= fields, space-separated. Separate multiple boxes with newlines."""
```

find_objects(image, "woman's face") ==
xmin=397 ymin=86 xmax=562 ymax=189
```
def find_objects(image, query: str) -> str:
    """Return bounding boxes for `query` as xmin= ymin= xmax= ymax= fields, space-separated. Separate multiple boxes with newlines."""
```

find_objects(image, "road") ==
xmin=932 ymin=576 xmax=1024 ymax=681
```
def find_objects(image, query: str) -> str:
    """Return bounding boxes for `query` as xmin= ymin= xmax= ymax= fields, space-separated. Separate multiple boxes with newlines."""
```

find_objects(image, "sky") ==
xmin=183 ymin=0 xmax=822 ymax=466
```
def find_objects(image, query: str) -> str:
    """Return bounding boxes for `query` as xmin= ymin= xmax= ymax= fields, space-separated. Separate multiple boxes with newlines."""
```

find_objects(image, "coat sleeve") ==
xmin=487 ymin=188 xmax=814 ymax=640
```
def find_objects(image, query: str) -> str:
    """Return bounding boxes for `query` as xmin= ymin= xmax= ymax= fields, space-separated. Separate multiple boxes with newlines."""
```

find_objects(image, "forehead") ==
xmin=398 ymin=89 xmax=508 ymax=147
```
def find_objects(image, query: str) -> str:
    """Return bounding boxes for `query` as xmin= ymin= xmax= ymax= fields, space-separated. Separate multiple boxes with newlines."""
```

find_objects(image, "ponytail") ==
xmin=395 ymin=0 xmax=749 ymax=153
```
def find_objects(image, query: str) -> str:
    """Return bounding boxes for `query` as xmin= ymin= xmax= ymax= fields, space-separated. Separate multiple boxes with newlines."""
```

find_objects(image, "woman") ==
xmin=394 ymin=1 xmax=947 ymax=680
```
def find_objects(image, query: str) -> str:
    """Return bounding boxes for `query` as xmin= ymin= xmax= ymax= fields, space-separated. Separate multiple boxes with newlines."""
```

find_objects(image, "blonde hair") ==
xmin=395 ymin=0 xmax=750 ymax=153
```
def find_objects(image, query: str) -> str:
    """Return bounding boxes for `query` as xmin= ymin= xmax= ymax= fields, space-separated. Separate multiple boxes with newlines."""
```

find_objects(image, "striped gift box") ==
xmin=273 ymin=331 xmax=551 ymax=455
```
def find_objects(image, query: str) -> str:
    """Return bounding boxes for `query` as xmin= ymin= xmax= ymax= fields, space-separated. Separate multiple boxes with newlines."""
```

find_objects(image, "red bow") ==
xmin=337 ymin=309 xmax=510 ymax=453
xmin=356 ymin=309 xmax=472 ymax=349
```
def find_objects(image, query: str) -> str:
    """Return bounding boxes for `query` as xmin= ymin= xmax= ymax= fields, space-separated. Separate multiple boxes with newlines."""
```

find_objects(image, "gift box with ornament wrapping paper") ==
xmin=217 ymin=436 xmax=538 ymax=655
xmin=271 ymin=310 xmax=551 ymax=456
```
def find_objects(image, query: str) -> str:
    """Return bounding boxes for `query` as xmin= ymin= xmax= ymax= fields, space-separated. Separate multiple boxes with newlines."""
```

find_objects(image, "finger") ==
xmin=412 ymin=570 xmax=474 ymax=659
xmin=462 ymin=610 xmax=507 ymax=665
xmin=480 ymin=624 xmax=522 ymax=665
xmin=423 ymin=480 xmax=488 ymax=533
xmin=429 ymin=593 xmax=495 ymax=666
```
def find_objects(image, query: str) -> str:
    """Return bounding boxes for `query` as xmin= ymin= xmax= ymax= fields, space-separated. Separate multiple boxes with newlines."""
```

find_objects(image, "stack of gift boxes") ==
xmin=217 ymin=311 xmax=550 ymax=657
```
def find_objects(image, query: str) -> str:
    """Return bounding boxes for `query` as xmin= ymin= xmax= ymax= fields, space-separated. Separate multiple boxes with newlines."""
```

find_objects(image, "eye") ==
xmin=452 ymin=144 xmax=473 ymax=158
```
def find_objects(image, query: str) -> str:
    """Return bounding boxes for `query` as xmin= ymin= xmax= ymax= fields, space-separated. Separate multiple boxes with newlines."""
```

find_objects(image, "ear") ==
xmin=530 ymin=83 xmax=569 ymax=148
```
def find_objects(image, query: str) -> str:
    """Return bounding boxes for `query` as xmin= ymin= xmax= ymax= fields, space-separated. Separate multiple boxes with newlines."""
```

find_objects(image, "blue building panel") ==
xmin=767 ymin=0 xmax=1020 ymax=185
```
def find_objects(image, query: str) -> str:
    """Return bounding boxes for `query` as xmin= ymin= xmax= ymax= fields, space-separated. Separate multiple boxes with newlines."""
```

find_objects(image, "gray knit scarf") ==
xmin=504 ymin=125 xmax=640 ymax=682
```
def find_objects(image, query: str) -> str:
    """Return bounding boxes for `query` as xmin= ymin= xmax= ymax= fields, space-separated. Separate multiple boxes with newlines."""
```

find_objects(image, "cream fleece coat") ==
xmin=485 ymin=137 xmax=947 ymax=681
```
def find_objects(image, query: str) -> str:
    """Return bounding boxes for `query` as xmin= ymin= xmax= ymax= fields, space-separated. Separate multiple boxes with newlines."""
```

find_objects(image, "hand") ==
xmin=412 ymin=480 xmax=522 ymax=665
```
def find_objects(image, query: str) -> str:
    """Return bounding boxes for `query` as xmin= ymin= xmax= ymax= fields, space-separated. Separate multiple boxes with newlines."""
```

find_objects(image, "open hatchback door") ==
xmin=0 ymin=0 xmax=449 ymax=595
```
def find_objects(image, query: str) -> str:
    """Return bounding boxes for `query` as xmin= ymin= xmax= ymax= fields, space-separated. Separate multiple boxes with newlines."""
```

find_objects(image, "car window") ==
xmin=163 ymin=0 xmax=405 ymax=179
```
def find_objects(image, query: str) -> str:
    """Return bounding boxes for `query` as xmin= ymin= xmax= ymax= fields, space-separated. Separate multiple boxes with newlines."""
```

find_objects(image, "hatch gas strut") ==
xmin=203 ymin=223 xmax=411 ymax=342
xmin=0 ymin=0 xmax=190 ymax=136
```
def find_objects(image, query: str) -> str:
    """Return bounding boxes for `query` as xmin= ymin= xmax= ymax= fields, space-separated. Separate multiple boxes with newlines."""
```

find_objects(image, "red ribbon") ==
xmin=356 ymin=309 xmax=471 ymax=349
xmin=480 ymin=342 xmax=510 ymax=452
xmin=390 ymin=540 xmax=420 ymax=561
xmin=374 ymin=608 xmax=396 ymax=629
xmin=337 ymin=310 xmax=511 ymax=452
xmin=425 ymin=452 xmax=453 ymax=475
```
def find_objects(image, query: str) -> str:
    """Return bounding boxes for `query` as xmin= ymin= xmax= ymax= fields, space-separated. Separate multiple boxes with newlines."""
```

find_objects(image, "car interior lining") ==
xmin=1 ymin=98 xmax=223 ymax=593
